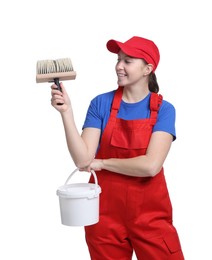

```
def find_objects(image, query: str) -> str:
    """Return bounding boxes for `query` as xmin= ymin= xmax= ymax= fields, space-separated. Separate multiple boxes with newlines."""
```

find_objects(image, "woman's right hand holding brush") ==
xmin=51 ymin=82 xmax=72 ymax=113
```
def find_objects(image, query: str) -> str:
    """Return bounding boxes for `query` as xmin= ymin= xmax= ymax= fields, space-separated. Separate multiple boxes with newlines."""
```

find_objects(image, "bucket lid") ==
xmin=57 ymin=183 xmax=101 ymax=199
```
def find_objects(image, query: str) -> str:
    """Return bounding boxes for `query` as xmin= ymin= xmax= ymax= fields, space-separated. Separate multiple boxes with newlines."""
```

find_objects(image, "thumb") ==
xmin=60 ymin=82 xmax=67 ymax=94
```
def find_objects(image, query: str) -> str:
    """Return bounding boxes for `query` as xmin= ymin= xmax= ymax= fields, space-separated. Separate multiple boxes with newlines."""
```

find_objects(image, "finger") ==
xmin=51 ymin=95 xmax=64 ymax=105
xmin=60 ymin=82 xmax=67 ymax=94
xmin=51 ymin=84 xmax=58 ymax=90
xmin=51 ymin=89 xmax=63 ymax=98
xmin=51 ymin=93 xmax=63 ymax=102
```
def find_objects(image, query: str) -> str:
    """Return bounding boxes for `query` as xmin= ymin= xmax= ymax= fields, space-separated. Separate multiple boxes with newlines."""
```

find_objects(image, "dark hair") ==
xmin=148 ymin=72 xmax=159 ymax=93
xmin=142 ymin=59 xmax=159 ymax=93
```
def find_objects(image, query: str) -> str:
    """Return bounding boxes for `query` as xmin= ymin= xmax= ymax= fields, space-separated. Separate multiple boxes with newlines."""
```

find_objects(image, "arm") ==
xmin=51 ymin=83 xmax=100 ymax=168
xmin=90 ymin=131 xmax=173 ymax=177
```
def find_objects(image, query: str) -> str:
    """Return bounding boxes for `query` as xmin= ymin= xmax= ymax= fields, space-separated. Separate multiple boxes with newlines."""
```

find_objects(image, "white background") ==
xmin=0 ymin=0 xmax=211 ymax=259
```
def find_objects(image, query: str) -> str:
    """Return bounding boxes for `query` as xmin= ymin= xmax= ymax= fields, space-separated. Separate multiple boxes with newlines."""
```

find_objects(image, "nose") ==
xmin=116 ymin=60 xmax=124 ymax=70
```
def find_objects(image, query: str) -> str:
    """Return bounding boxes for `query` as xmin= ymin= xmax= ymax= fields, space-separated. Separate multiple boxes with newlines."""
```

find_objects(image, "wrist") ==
xmin=61 ymin=106 xmax=73 ymax=117
xmin=102 ymin=159 xmax=106 ymax=169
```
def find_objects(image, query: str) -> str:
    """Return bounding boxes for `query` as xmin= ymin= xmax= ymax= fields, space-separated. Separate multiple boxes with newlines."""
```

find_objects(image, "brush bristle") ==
xmin=36 ymin=58 xmax=73 ymax=74
xmin=36 ymin=58 xmax=76 ymax=83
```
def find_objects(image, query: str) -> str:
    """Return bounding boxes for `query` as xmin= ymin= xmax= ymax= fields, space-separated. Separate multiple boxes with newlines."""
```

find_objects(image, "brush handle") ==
xmin=54 ymin=78 xmax=64 ymax=105
xmin=54 ymin=78 xmax=62 ymax=91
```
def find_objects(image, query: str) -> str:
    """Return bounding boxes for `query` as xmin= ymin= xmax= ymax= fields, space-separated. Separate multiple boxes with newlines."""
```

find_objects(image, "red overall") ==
xmin=85 ymin=87 xmax=184 ymax=260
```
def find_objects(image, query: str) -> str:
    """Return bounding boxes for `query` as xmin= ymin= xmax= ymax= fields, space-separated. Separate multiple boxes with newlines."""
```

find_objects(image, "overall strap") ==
xmin=110 ymin=87 xmax=163 ymax=125
xmin=110 ymin=86 xmax=123 ymax=119
xmin=150 ymin=92 xmax=163 ymax=125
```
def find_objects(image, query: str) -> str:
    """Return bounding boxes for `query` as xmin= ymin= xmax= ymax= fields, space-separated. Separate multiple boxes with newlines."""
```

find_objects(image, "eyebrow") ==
xmin=118 ymin=54 xmax=134 ymax=59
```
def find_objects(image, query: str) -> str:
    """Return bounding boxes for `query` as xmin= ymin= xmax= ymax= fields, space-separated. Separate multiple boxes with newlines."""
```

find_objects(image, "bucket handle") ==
xmin=64 ymin=168 xmax=99 ymax=195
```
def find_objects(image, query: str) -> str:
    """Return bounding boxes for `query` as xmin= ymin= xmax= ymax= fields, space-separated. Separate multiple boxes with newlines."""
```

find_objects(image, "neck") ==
xmin=122 ymin=85 xmax=150 ymax=103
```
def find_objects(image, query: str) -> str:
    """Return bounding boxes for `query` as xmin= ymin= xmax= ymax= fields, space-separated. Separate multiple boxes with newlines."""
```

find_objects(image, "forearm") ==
xmin=91 ymin=132 xmax=172 ymax=177
xmin=51 ymin=83 xmax=95 ymax=167
xmin=61 ymin=109 xmax=92 ymax=168
xmin=102 ymin=156 xmax=160 ymax=177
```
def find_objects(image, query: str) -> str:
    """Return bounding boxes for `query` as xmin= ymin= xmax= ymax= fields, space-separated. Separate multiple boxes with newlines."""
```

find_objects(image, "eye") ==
xmin=116 ymin=58 xmax=132 ymax=64
xmin=124 ymin=59 xmax=132 ymax=64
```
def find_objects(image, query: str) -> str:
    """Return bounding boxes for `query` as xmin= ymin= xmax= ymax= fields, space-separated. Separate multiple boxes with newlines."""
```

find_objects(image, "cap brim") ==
xmin=106 ymin=39 xmax=122 ymax=54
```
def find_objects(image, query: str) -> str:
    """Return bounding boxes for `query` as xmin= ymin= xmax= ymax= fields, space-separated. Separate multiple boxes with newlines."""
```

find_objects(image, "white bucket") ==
xmin=56 ymin=168 xmax=101 ymax=226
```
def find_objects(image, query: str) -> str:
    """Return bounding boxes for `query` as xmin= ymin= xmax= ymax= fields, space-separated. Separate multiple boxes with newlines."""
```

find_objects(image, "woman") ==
xmin=51 ymin=36 xmax=184 ymax=259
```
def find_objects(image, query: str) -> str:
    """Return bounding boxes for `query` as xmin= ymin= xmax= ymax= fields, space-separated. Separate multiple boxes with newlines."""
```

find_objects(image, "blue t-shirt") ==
xmin=83 ymin=90 xmax=176 ymax=141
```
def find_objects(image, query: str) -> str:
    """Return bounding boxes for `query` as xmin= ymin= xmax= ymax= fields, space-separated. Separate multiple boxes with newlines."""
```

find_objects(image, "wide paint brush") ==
xmin=36 ymin=58 xmax=76 ymax=91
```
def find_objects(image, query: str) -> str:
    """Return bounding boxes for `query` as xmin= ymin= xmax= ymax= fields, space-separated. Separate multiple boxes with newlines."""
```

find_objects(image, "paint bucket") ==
xmin=56 ymin=168 xmax=101 ymax=226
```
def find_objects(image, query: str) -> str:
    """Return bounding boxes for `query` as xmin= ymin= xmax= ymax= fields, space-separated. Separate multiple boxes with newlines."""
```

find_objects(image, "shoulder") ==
xmin=149 ymin=93 xmax=175 ymax=115
xmin=91 ymin=90 xmax=115 ymax=103
xmin=154 ymin=96 xmax=176 ymax=140
xmin=90 ymin=90 xmax=115 ymax=113
xmin=160 ymin=98 xmax=176 ymax=116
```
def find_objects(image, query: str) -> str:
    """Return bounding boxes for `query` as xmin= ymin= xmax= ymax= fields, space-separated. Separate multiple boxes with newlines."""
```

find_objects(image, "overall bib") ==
xmin=85 ymin=87 xmax=184 ymax=260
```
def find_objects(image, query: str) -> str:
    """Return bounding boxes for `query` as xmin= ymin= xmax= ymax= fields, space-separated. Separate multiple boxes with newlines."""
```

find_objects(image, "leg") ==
xmin=127 ymin=173 xmax=184 ymax=259
xmin=85 ymin=177 xmax=133 ymax=260
xmin=131 ymin=225 xmax=184 ymax=260
xmin=85 ymin=220 xmax=133 ymax=260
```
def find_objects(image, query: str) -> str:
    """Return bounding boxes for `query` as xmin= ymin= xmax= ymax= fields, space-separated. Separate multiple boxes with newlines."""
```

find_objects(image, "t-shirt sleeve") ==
xmin=82 ymin=97 xmax=102 ymax=129
xmin=82 ymin=91 xmax=114 ymax=131
xmin=153 ymin=101 xmax=176 ymax=141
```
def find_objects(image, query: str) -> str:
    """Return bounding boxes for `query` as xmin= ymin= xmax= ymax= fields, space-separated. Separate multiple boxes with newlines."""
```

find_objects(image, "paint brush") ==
xmin=36 ymin=58 xmax=76 ymax=91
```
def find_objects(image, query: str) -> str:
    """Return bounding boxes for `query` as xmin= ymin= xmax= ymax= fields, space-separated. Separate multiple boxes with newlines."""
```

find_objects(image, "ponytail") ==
xmin=148 ymin=72 xmax=159 ymax=93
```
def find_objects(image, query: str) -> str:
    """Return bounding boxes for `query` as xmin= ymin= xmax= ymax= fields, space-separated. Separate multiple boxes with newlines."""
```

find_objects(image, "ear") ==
xmin=144 ymin=64 xmax=153 ymax=76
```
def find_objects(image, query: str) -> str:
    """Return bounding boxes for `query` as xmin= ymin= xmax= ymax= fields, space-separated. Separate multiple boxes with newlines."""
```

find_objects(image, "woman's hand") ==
xmin=90 ymin=159 xmax=104 ymax=171
xmin=79 ymin=159 xmax=104 ymax=172
xmin=51 ymin=82 xmax=71 ymax=113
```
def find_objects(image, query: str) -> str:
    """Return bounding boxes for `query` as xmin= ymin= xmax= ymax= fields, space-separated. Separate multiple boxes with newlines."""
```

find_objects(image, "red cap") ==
xmin=106 ymin=36 xmax=160 ymax=71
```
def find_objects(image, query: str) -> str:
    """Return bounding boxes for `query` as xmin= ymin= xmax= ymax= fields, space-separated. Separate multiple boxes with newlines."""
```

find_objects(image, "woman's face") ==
xmin=115 ymin=51 xmax=152 ymax=87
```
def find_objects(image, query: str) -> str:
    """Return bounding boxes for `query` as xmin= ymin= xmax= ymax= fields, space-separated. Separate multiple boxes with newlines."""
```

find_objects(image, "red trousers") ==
xmin=85 ymin=171 xmax=184 ymax=260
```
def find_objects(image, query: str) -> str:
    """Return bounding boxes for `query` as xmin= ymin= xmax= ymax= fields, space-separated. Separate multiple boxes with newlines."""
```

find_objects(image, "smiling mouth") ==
xmin=117 ymin=73 xmax=127 ymax=78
